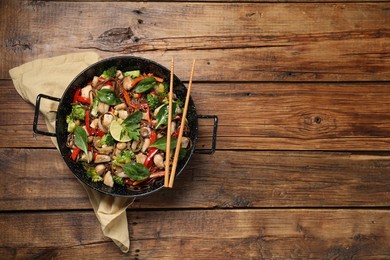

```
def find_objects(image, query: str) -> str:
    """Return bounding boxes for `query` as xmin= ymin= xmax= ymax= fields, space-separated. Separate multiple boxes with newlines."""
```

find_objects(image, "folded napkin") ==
xmin=9 ymin=52 xmax=134 ymax=253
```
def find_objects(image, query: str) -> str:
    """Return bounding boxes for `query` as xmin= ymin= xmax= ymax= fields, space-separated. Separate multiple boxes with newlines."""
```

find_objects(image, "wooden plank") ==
xmin=2 ymin=148 xmax=390 ymax=211
xmin=1 ymin=2 xmax=389 ymax=81
xmin=0 ymin=209 xmax=389 ymax=258
xmin=3 ymin=80 xmax=390 ymax=150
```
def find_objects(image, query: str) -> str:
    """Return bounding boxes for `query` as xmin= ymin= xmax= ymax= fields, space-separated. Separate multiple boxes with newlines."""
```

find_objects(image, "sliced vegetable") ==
xmin=114 ymin=161 xmax=150 ymax=181
xmin=113 ymin=175 xmax=125 ymax=186
xmin=87 ymin=167 xmax=103 ymax=182
xmin=101 ymin=66 xmax=117 ymax=79
xmin=98 ymin=133 xmax=115 ymax=146
xmin=84 ymin=110 xmax=95 ymax=135
xmin=114 ymin=150 xmax=135 ymax=164
xmin=131 ymin=75 xmax=145 ymax=88
xmin=150 ymin=136 xmax=178 ymax=151
xmin=71 ymin=104 xmax=86 ymax=120
xmin=124 ymin=70 xmax=141 ymax=78
xmin=122 ymin=110 xmax=142 ymax=125
xmin=147 ymin=93 xmax=161 ymax=110
xmin=144 ymin=147 xmax=159 ymax=168
xmin=74 ymin=126 xmax=89 ymax=162
xmin=134 ymin=77 xmax=156 ymax=93
xmin=97 ymin=89 xmax=121 ymax=105
xmin=71 ymin=147 xmax=81 ymax=161
xmin=155 ymin=103 xmax=177 ymax=129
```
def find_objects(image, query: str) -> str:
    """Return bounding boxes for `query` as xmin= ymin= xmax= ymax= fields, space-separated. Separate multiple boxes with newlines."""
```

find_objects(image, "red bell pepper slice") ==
xmin=96 ymin=128 xmax=106 ymax=137
xmin=144 ymin=147 xmax=159 ymax=168
xmin=149 ymin=131 xmax=157 ymax=145
xmin=71 ymin=147 xmax=81 ymax=161
xmin=85 ymin=110 xmax=95 ymax=135
xmin=73 ymin=88 xmax=91 ymax=104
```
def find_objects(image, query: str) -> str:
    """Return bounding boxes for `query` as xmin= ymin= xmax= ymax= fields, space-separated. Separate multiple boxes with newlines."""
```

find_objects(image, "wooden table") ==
xmin=1 ymin=0 xmax=390 ymax=258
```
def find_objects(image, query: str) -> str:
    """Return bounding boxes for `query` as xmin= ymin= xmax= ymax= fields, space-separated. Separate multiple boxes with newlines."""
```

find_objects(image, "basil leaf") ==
xmin=122 ymin=110 xmax=142 ymax=126
xmin=134 ymin=77 xmax=156 ymax=93
xmin=155 ymin=103 xmax=177 ymax=129
xmin=150 ymin=136 xmax=177 ymax=151
xmin=179 ymin=148 xmax=188 ymax=160
xmin=114 ymin=162 xmax=150 ymax=180
xmin=97 ymin=89 xmax=121 ymax=105
xmin=74 ymin=126 xmax=89 ymax=162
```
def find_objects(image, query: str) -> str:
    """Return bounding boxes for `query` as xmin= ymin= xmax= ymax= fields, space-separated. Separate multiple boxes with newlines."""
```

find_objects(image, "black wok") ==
xmin=33 ymin=56 xmax=218 ymax=198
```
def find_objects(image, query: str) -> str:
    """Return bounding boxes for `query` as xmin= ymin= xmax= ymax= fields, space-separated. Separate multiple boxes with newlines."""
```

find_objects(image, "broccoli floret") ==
xmin=98 ymin=133 xmax=115 ymax=147
xmin=112 ymin=176 xmax=125 ymax=186
xmin=101 ymin=66 xmax=117 ymax=79
xmin=123 ymin=70 xmax=141 ymax=78
xmin=147 ymin=93 xmax=161 ymax=111
xmin=156 ymin=82 xmax=168 ymax=96
xmin=86 ymin=167 xmax=103 ymax=182
xmin=66 ymin=115 xmax=79 ymax=132
xmin=114 ymin=150 xmax=135 ymax=164
xmin=71 ymin=104 xmax=86 ymax=120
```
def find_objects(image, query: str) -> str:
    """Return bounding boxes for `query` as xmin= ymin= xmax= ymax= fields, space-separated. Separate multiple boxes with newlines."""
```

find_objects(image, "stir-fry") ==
xmin=66 ymin=66 xmax=191 ymax=190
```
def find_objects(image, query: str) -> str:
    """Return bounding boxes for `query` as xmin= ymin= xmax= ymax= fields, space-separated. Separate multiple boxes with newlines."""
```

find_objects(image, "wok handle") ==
xmin=33 ymin=94 xmax=61 ymax=137
xmin=194 ymin=115 xmax=218 ymax=154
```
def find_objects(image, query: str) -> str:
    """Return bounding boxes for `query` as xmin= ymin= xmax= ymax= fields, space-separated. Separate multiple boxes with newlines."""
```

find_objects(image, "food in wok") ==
xmin=65 ymin=66 xmax=191 ymax=190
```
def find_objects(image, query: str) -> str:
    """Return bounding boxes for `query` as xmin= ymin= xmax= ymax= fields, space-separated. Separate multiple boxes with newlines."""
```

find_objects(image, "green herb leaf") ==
xmin=74 ymin=126 xmax=89 ymax=162
xmin=123 ymin=123 xmax=140 ymax=141
xmin=101 ymin=66 xmax=117 ymax=79
xmin=122 ymin=110 xmax=142 ymax=126
xmin=155 ymin=103 xmax=177 ymax=129
xmin=179 ymin=148 xmax=188 ymax=160
xmin=134 ymin=77 xmax=156 ymax=93
xmin=150 ymin=136 xmax=178 ymax=151
xmin=114 ymin=162 xmax=150 ymax=180
xmin=97 ymin=89 xmax=121 ymax=105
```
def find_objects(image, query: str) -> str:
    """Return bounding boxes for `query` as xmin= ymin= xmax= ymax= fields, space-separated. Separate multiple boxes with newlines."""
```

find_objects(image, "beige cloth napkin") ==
xmin=9 ymin=52 xmax=134 ymax=253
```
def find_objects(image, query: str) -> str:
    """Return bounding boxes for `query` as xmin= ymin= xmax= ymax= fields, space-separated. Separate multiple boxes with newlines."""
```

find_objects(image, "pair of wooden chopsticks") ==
xmin=164 ymin=58 xmax=196 ymax=188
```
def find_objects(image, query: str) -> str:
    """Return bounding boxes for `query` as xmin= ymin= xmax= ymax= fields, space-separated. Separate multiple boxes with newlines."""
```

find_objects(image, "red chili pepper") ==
xmin=144 ymin=147 xmax=159 ymax=168
xmin=96 ymin=129 xmax=106 ymax=137
xmin=85 ymin=110 xmax=95 ymax=135
xmin=149 ymin=131 xmax=157 ymax=145
xmin=73 ymin=88 xmax=91 ymax=104
xmin=93 ymin=151 xmax=98 ymax=161
xmin=71 ymin=147 xmax=81 ymax=161
xmin=73 ymin=89 xmax=81 ymax=103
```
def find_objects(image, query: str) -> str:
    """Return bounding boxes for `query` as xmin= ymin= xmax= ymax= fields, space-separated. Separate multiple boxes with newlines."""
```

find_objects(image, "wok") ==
xmin=33 ymin=56 xmax=218 ymax=197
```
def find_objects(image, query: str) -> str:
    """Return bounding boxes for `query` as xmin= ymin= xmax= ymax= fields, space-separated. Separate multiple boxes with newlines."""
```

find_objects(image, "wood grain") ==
xmin=2 ymin=148 xmax=390 ymax=211
xmin=1 ymin=1 xmax=389 ymax=81
xmin=3 ymin=80 xmax=390 ymax=151
xmin=0 ymin=209 xmax=389 ymax=259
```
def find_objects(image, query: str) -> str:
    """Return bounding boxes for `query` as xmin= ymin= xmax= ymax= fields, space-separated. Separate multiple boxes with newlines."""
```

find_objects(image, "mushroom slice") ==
xmin=103 ymin=171 xmax=114 ymax=188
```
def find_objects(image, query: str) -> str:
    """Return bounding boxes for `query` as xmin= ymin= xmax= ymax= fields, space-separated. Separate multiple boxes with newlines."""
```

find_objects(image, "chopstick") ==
xmin=164 ymin=57 xmax=175 ymax=187
xmin=168 ymin=59 xmax=196 ymax=188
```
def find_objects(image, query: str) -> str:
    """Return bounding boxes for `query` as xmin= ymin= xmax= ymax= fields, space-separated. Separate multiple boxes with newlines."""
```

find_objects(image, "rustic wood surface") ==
xmin=1 ymin=0 xmax=390 ymax=258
